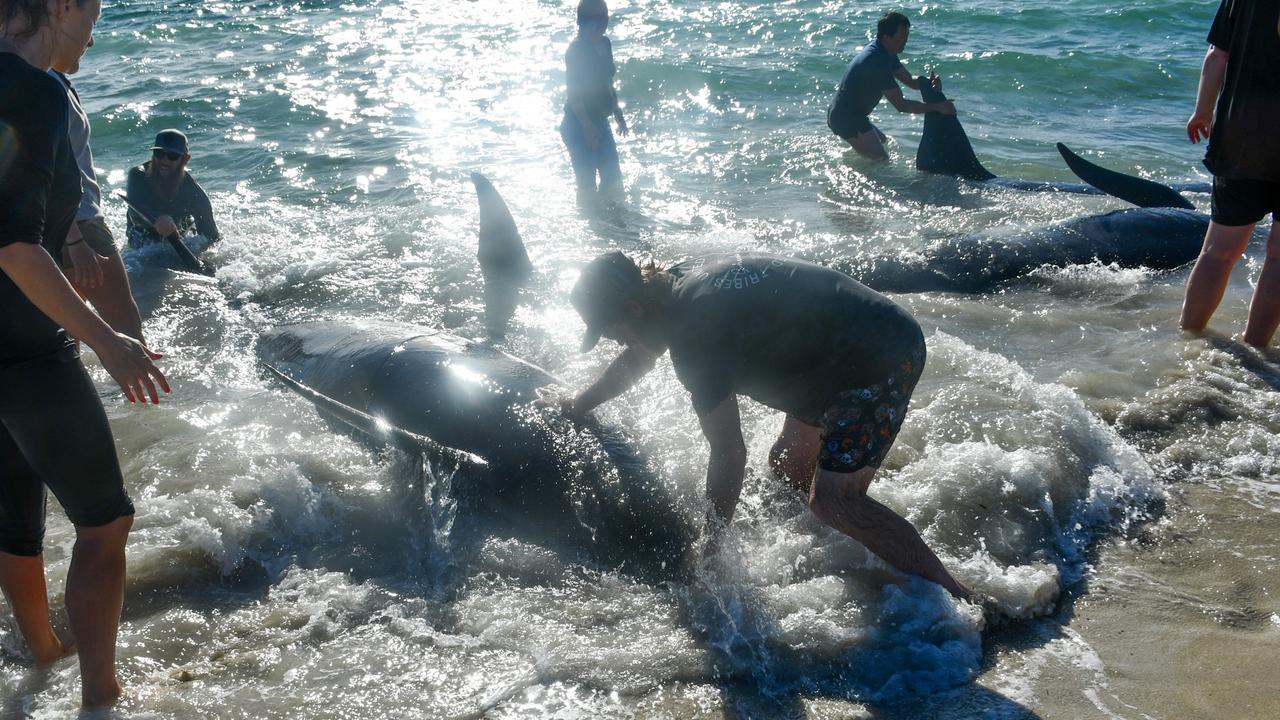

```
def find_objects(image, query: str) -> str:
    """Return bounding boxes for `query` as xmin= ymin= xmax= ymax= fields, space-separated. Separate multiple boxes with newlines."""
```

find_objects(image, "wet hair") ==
xmin=0 ymin=0 xmax=89 ymax=40
xmin=576 ymin=0 xmax=608 ymax=28
xmin=876 ymin=11 xmax=910 ymax=39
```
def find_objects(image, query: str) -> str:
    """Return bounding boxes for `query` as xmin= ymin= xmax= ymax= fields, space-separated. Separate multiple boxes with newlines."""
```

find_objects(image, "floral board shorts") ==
xmin=816 ymin=343 xmax=925 ymax=474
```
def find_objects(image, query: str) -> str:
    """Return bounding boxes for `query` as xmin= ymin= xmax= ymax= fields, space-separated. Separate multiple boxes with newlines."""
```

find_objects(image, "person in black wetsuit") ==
xmin=0 ymin=0 xmax=169 ymax=709
xmin=1181 ymin=0 xmax=1280 ymax=347
xmin=827 ymin=11 xmax=956 ymax=161
xmin=554 ymin=251 xmax=971 ymax=600
xmin=124 ymin=128 xmax=222 ymax=249
xmin=560 ymin=0 xmax=629 ymax=204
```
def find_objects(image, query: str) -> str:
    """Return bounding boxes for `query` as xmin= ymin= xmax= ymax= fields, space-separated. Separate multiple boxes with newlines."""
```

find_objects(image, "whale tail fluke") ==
xmin=916 ymin=83 xmax=996 ymax=181
xmin=1056 ymin=143 xmax=1194 ymax=210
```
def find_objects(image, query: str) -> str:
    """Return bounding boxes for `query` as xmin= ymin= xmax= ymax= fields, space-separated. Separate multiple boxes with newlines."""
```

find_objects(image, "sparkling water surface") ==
xmin=3 ymin=1 xmax=1278 ymax=718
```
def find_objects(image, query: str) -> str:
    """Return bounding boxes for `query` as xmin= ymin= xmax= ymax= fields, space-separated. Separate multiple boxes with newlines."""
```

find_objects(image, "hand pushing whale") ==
xmin=258 ymin=321 xmax=693 ymax=578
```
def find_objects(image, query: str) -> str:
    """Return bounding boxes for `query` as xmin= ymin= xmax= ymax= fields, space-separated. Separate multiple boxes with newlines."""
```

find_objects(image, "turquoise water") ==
xmin=4 ymin=1 xmax=1279 ymax=718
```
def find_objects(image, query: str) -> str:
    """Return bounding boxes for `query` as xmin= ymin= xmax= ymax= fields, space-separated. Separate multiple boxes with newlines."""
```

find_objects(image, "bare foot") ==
xmin=30 ymin=630 xmax=75 ymax=669
xmin=81 ymin=677 xmax=123 ymax=711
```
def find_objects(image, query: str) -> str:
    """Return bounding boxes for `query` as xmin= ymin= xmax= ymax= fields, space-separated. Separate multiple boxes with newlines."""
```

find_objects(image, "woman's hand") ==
xmin=90 ymin=333 xmax=171 ymax=404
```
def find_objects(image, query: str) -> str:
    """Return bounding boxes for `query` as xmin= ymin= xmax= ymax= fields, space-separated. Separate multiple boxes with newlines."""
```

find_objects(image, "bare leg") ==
xmin=768 ymin=415 xmax=822 ymax=495
xmin=0 ymin=552 xmax=73 ymax=667
xmin=808 ymin=466 xmax=970 ymax=599
xmin=73 ymin=252 xmax=144 ymax=345
xmin=1244 ymin=221 xmax=1280 ymax=347
xmin=846 ymin=128 xmax=889 ymax=161
xmin=1180 ymin=221 xmax=1255 ymax=332
xmin=65 ymin=516 xmax=132 ymax=709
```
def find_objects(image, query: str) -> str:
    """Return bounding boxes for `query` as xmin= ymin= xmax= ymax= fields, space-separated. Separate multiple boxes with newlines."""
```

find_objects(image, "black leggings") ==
xmin=0 ymin=347 xmax=133 ymax=556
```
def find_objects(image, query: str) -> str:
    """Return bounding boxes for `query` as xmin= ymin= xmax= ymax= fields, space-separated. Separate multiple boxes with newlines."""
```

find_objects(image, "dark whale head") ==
xmin=1055 ymin=143 xmax=1195 ymax=210
xmin=471 ymin=172 xmax=533 ymax=340
xmin=915 ymin=83 xmax=996 ymax=181
xmin=258 ymin=321 xmax=694 ymax=580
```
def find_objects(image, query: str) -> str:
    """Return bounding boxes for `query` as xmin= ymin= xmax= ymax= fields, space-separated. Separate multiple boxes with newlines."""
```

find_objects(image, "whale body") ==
xmin=846 ymin=206 xmax=1208 ymax=294
xmin=258 ymin=321 xmax=693 ymax=578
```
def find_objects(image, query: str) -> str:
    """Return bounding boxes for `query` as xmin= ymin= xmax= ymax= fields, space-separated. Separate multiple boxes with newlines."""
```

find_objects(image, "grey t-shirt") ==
xmin=49 ymin=71 xmax=102 ymax=222
xmin=660 ymin=254 xmax=924 ymax=424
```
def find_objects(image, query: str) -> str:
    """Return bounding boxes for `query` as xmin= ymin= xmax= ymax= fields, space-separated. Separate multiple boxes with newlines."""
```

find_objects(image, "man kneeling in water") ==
xmin=557 ymin=251 xmax=971 ymax=600
xmin=125 ymin=129 xmax=222 ymax=249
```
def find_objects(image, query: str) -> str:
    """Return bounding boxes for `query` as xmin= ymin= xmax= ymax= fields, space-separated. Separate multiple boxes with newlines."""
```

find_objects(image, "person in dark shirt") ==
xmin=560 ymin=0 xmax=629 ymax=204
xmin=827 ymin=11 xmax=956 ymax=161
xmin=1181 ymin=0 xmax=1280 ymax=347
xmin=0 ymin=0 xmax=169 ymax=710
xmin=125 ymin=128 xmax=222 ymax=249
xmin=552 ymin=252 xmax=971 ymax=601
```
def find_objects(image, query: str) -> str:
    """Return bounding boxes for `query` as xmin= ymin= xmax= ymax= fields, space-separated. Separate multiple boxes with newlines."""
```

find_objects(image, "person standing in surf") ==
xmin=827 ymin=11 xmax=956 ymax=161
xmin=124 ymin=129 xmax=223 ymax=249
xmin=0 ymin=0 xmax=170 ymax=709
xmin=49 ymin=27 xmax=145 ymax=343
xmin=1181 ymin=0 xmax=1280 ymax=347
xmin=560 ymin=0 xmax=629 ymax=204
xmin=555 ymin=251 xmax=971 ymax=601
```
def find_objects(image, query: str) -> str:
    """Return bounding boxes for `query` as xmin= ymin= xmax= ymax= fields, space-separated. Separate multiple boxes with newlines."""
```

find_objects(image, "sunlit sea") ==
xmin=3 ymin=1 xmax=1278 ymax=718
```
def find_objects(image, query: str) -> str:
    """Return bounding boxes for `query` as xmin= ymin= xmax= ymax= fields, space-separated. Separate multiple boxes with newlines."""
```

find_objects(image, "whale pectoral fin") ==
xmin=262 ymin=362 xmax=488 ymax=467
xmin=1056 ymin=143 xmax=1194 ymax=210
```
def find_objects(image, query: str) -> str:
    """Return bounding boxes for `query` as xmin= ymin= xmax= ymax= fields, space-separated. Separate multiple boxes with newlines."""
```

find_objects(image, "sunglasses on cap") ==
xmin=153 ymin=149 xmax=183 ymax=161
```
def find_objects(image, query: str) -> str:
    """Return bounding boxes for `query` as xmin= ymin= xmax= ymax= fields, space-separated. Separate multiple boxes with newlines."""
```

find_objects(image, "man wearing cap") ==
xmin=559 ymin=251 xmax=971 ymax=600
xmin=124 ymin=129 xmax=222 ymax=249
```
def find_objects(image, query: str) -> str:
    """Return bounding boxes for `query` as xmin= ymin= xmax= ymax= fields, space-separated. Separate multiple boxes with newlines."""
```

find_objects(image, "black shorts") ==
xmin=0 ymin=347 xmax=133 ymax=556
xmin=828 ymin=111 xmax=874 ymax=140
xmin=816 ymin=344 xmax=925 ymax=474
xmin=1211 ymin=176 xmax=1280 ymax=226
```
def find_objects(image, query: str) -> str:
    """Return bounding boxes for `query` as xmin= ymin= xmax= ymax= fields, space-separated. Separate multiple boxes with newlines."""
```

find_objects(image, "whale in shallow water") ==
xmin=845 ymin=141 xmax=1213 ymax=294
xmin=258 ymin=321 xmax=693 ymax=578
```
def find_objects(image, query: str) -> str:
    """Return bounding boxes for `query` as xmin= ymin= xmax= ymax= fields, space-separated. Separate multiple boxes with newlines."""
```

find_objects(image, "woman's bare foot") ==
xmin=29 ymin=629 xmax=75 ymax=669
xmin=81 ymin=677 xmax=123 ymax=711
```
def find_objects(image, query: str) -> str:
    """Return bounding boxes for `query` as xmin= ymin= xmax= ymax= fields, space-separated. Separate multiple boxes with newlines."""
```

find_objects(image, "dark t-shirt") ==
xmin=1204 ymin=0 xmax=1280 ymax=181
xmin=827 ymin=40 xmax=903 ymax=133
xmin=125 ymin=163 xmax=221 ymax=242
xmin=0 ymin=53 xmax=80 ymax=364
xmin=660 ymin=254 xmax=924 ymax=424
xmin=564 ymin=35 xmax=618 ymax=125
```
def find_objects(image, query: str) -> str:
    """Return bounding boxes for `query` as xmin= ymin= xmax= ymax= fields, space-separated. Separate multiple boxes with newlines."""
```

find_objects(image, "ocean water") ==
xmin=3 ymin=1 xmax=1279 ymax=718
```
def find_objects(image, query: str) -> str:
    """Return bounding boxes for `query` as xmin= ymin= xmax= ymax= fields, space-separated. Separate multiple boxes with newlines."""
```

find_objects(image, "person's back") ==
xmin=1202 ymin=0 xmax=1280 ymax=184
xmin=661 ymin=254 xmax=923 ymax=423
xmin=827 ymin=40 xmax=902 ymax=138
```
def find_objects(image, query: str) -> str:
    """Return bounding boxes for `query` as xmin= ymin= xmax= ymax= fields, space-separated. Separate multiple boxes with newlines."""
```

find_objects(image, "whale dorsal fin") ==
xmin=1056 ymin=143 xmax=1194 ymax=210
xmin=915 ymin=83 xmax=996 ymax=181
xmin=471 ymin=173 xmax=533 ymax=277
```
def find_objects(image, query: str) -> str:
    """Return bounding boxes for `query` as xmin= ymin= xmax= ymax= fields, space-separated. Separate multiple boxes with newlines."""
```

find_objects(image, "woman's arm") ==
xmin=0 ymin=241 xmax=169 ymax=403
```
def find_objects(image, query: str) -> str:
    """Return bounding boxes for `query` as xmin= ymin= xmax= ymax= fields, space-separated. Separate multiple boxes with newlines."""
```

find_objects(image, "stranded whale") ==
xmin=258 ymin=321 xmax=693 ymax=578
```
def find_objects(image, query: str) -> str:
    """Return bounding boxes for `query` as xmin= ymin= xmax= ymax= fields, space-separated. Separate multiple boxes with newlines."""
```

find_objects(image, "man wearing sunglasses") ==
xmin=124 ymin=129 xmax=222 ymax=249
